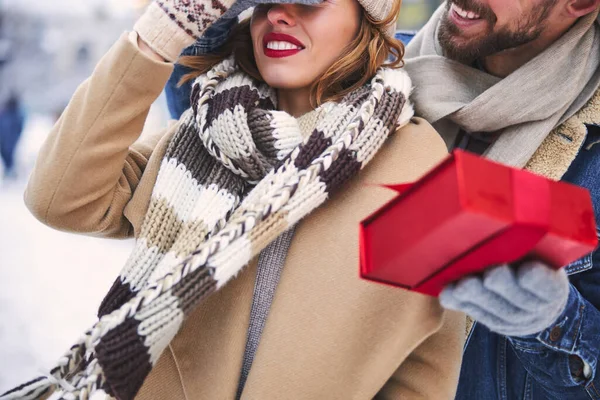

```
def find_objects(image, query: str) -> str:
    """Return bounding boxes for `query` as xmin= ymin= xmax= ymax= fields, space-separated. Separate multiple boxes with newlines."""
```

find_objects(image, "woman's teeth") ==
xmin=266 ymin=41 xmax=302 ymax=51
xmin=451 ymin=3 xmax=481 ymax=19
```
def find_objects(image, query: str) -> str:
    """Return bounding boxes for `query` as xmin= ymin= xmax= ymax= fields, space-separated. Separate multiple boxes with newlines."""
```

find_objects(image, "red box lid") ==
xmin=360 ymin=150 xmax=597 ymax=296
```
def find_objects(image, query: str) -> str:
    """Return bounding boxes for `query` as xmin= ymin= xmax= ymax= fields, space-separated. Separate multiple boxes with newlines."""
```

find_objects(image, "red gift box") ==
xmin=360 ymin=150 xmax=598 ymax=297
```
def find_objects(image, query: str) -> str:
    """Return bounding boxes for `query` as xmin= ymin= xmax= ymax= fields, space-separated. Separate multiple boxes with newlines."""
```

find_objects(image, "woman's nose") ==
xmin=267 ymin=5 xmax=297 ymax=27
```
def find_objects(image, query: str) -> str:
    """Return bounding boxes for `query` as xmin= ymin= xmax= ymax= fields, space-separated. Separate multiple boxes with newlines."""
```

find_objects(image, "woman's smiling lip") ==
xmin=263 ymin=32 xmax=305 ymax=58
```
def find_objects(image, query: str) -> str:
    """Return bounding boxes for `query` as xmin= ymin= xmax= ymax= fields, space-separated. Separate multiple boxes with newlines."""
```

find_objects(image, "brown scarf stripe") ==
xmin=168 ymin=113 xmax=248 ymax=191
xmin=1 ymin=57 xmax=414 ymax=400
xmin=294 ymin=130 xmax=333 ymax=169
xmin=96 ymin=317 xmax=153 ymax=400
xmin=98 ymin=279 xmax=136 ymax=317
xmin=319 ymin=148 xmax=362 ymax=193
xmin=100 ymin=263 xmax=219 ymax=398
xmin=204 ymin=86 xmax=275 ymax=126
xmin=171 ymin=264 xmax=218 ymax=315
xmin=248 ymin=110 xmax=293 ymax=163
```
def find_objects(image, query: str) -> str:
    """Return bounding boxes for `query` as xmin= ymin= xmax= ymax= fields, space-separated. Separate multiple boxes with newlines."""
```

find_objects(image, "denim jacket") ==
xmin=458 ymin=122 xmax=600 ymax=400
xmin=164 ymin=17 xmax=236 ymax=120
xmin=165 ymin=28 xmax=600 ymax=400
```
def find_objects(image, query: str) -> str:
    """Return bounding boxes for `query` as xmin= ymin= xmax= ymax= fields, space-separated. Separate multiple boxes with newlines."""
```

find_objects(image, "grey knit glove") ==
xmin=440 ymin=261 xmax=570 ymax=337
xmin=135 ymin=0 xmax=321 ymax=62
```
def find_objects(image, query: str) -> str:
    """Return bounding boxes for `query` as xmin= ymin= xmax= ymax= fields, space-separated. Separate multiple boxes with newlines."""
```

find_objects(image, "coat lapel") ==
xmin=241 ymin=121 xmax=450 ymax=399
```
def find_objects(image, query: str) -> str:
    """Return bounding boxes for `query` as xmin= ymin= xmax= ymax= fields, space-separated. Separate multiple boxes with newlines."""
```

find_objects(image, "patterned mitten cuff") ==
xmin=134 ymin=0 xmax=236 ymax=62
xmin=440 ymin=262 xmax=570 ymax=337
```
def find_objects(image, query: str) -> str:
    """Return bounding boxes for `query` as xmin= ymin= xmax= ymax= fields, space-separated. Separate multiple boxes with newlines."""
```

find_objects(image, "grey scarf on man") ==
xmin=404 ymin=4 xmax=600 ymax=168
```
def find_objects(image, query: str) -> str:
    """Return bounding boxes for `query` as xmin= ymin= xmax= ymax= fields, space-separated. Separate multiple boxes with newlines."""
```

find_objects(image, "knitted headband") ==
xmin=358 ymin=0 xmax=394 ymax=22
xmin=253 ymin=0 xmax=397 ymax=32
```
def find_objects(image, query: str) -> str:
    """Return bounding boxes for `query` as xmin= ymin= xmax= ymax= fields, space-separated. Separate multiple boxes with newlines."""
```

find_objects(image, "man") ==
xmin=165 ymin=1 xmax=600 ymax=398
xmin=404 ymin=1 xmax=600 ymax=398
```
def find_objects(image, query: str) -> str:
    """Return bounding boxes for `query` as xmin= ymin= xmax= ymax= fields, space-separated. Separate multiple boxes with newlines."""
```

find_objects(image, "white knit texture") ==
xmin=359 ymin=0 xmax=393 ymax=21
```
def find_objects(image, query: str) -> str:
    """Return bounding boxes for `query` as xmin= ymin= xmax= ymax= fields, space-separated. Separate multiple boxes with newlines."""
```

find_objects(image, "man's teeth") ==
xmin=451 ymin=3 xmax=481 ymax=19
xmin=266 ymin=41 xmax=301 ymax=51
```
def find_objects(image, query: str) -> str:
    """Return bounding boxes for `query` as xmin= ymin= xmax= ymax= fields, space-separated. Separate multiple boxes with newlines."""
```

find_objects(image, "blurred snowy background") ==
xmin=0 ymin=0 xmax=159 ymax=393
xmin=0 ymin=0 xmax=442 ymax=394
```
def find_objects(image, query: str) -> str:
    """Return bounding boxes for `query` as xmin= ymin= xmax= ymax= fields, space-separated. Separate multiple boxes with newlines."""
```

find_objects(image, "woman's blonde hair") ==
xmin=179 ymin=0 xmax=403 ymax=106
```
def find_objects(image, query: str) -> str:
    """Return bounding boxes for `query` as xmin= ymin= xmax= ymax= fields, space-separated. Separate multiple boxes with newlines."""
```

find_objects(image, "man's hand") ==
xmin=440 ymin=261 xmax=570 ymax=337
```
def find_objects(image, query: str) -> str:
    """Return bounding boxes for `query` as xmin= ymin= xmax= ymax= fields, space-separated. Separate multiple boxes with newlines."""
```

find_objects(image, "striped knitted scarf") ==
xmin=2 ymin=57 xmax=413 ymax=400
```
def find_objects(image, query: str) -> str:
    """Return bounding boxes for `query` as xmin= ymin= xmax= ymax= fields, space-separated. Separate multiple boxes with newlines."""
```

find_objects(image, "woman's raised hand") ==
xmin=134 ymin=0 xmax=237 ymax=62
xmin=134 ymin=0 xmax=322 ymax=62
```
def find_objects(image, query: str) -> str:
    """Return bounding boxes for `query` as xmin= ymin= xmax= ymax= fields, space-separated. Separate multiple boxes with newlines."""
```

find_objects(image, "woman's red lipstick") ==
xmin=263 ymin=32 xmax=305 ymax=58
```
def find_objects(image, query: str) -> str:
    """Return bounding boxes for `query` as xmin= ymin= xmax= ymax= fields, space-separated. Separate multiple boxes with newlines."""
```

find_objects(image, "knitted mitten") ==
xmin=134 ymin=0 xmax=237 ymax=62
xmin=134 ymin=0 xmax=322 ymax=62
xmin=440 ymin=261 xmax=570 ymax=337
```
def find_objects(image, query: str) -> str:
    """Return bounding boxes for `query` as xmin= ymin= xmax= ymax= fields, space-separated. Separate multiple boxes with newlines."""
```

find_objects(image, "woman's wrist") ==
xmin=133 ymin=2 xmax=197 ymax=62
xmin=136 ymin=34 xmax=168 ymax=63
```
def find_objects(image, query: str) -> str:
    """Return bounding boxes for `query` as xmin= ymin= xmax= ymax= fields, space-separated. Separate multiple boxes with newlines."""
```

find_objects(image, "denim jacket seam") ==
xmin=523 ymin=374 xmax=533 ymax=400
xmin=511 ymin=341 xmax=547 ymax=354
xmin=571 ymin=303 xmax=585 ymax=347
xmin=538 ymin=301 xmax=585 ymax=353
xmin=498 ymin=336 xmax=508 ymax=400
xmin=566 ymin=254 xmax=594 ymax=275
xmin=588 ymin=381 xmax=600 ymax=399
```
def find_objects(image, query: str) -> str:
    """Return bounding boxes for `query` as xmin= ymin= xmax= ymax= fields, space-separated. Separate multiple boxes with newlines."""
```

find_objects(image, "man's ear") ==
xmin=565 ymin=0 xmax=600 ymax=18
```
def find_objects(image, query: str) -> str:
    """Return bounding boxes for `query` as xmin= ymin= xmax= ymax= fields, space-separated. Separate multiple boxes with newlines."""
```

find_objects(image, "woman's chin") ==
xmin=262 ymin=77 xmax=311 ymax=92
xmin=257 ymin=65 xmax=313 ymax=91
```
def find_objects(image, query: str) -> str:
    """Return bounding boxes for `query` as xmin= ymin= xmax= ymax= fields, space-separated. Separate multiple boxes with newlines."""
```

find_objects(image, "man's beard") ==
xmin=438 ymin=0 xmax=555 ymax=65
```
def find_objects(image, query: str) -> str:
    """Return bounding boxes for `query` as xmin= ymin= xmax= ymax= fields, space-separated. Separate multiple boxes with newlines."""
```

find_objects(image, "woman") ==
xmin=10 ymin=0 xmax=465 ymax=399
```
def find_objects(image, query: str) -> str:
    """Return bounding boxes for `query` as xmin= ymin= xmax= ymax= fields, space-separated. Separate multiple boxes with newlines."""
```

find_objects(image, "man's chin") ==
xmin=438 ymin=17 xmax=489 ymax=64
xmin=440 ymin=44 xmax=480 ymax=64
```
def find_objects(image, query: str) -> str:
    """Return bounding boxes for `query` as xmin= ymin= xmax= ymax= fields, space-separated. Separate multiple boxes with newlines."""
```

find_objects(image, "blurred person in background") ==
xmin=401 ymin=0 xmax=600 ymax=399
xmin=7 ymin=0 xmax=467 ymax=399
xmin=0 ymin=93 xmax=25 ymax=180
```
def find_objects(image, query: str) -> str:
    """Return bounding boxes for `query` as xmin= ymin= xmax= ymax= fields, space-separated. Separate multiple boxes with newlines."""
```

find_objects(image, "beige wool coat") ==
xmin=25 ymin=33 xmax=465 ymax=399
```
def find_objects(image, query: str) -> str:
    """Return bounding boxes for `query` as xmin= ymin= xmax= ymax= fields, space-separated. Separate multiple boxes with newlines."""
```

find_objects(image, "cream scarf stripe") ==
xmin=120 ymin=163 xmax=224 ymax=284
xmin=198 ymin=62 xmax=280 ymax=183
xmin=1 ymin=63 xmax=412 ymax=400
xmin=98 ymin=111 xmax=248 ymax=317
xmin=99 ymin=74 xmax=276 ymax=321
xmin=266 ymin=111 xmax=305 ymax=160
xmin=126 ymin=160 xmax=240 ymax=289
